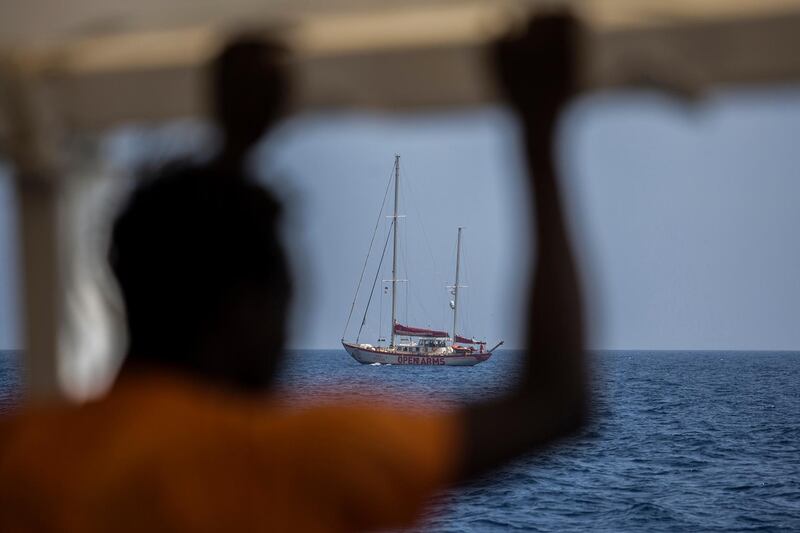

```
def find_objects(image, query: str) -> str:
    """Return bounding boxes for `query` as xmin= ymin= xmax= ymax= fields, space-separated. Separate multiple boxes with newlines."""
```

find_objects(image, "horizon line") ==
xmin=1 ymin=347 xmax=799 ymax=353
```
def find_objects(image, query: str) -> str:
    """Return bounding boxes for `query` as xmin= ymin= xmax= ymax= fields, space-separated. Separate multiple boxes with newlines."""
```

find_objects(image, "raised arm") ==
xmin=459 ymin=12 xmax=588 ymax=479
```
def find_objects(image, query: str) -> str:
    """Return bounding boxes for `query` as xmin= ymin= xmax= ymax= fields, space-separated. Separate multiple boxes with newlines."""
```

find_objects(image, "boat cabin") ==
xmin=418 ymin=338 xmax=447 ymax=349
xmin=391 ymin=337 xmax=449 ymax=354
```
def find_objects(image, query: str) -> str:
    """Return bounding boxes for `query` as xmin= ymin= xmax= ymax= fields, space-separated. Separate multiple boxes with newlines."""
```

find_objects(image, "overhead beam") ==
xmin=3 ymin=10 xmax=798 ymax=135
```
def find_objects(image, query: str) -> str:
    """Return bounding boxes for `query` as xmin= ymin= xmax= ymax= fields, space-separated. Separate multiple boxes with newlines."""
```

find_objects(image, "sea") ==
xmin=1 ymin=349 xmax=799 ymax=532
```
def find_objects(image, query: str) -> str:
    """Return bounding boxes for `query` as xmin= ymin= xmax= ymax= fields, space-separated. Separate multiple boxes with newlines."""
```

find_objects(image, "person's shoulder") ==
xmin=261 ymin=400 xmax=461 ymax=468
xmin=0 ymin=400 xmax=98 ymax=476
xmin=251 ymin=400 xmax=462 ymax=529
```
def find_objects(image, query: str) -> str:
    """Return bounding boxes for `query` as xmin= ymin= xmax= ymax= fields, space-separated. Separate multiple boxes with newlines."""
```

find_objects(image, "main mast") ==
xmin=390 ymin=154 xmax=400 ymax=347
xmin=452 ymin=226 xmax=463 ymax=342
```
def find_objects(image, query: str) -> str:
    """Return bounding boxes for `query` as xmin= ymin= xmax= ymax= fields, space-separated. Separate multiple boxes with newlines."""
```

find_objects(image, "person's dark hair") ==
xmin=109 ymin=165 xmax=292 ymax=391
xmin=210 ymin=35 xmax=288 ymax=151
xmin=108 ymin=35 xmax=292 ymax=392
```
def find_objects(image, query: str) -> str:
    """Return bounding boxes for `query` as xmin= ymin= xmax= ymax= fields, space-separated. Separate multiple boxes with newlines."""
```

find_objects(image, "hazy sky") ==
xmin=2 ymin=87 xmax=800 ymax=351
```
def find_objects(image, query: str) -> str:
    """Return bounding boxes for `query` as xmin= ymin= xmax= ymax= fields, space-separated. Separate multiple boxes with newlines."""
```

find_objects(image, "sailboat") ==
xmin=341 ymin=155 xmax=503 ymax=366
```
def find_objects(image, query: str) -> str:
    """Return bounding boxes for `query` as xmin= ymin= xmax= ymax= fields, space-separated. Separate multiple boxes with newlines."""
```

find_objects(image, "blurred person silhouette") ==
xmin=0 ymin=14 xmax=588 ymax=533
xmin=111 ymin=37 xmax=293 ymax=393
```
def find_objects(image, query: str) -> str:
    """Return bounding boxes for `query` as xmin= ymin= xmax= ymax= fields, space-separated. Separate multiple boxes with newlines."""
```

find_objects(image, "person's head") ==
xmin=210 ymin=35 xmax=289 ymax=156
xmin=109 ymin=165 xmax=292 ymax=392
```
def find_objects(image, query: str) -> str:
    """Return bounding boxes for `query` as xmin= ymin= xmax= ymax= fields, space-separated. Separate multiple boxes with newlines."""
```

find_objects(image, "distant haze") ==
xmin=2 ymin=88 xmax=800 ymax=351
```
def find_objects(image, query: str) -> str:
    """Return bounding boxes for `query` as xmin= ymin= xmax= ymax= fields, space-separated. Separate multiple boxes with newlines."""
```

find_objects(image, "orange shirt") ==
xmin=0 ymin=374 xmax=459 ymax=532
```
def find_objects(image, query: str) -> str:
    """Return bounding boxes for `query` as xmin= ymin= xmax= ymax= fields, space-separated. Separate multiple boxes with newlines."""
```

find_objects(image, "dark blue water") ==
xmin=0 ymin=350 xmax=20 ymax=414
xmin=2 ymin=350 xmax=799 ymax=531
xmin=278 ymin=350 xmax=800 ymax=532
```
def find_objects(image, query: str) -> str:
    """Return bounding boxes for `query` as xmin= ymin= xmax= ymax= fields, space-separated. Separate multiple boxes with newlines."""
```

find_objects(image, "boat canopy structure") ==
xmin=4 ymin=0 xmax=800 ymax=394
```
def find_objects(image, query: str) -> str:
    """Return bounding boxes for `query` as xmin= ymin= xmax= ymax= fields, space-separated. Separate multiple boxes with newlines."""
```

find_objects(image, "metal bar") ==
xmin=1 ymin=61 xmax=64 ymax=401
xmin=17 ymin=178 xmax=62 ymax=399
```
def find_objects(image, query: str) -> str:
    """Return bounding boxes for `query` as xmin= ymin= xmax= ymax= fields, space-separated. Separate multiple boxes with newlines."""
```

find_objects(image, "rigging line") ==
xmin=440 ymin=284 xmax=447 ymax=333
xmin=403 ymin=161 xmax=441 ymax=286
xmin=465 ymin=242 xmax=479 ymax=338
xmin=405 ymin=280 xmax=409 ymax=325
xmin=459 ymin=239 xmax=471 ymax=336
xmin=461 ymin=239 xmax=471 ymax=335
xmin=412 ymin=287 xmax=435 ymax=330
xmin=402 ymin=221 xmax=409 ymax=324
xmin=448 ymin=238 xmax=457 ymax=334
xmin=401 ymin=161 xmax=440 ymax=329
xmin=466 ymin=247 xmax=476 ymax=337
xmin=342 ymin=160 xmax=397 ymax=340
xmin=401 ymin=225 xmax=432 ymax=326
xmin=357 ymin=219 xmax=394 ymax=343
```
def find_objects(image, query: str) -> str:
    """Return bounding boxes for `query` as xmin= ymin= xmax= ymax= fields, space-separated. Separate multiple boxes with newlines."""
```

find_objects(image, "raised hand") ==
xmin=459 ymin=11 xmax=588 ymax=480
xmin=492 ymin=12 xmax=582 ymax=133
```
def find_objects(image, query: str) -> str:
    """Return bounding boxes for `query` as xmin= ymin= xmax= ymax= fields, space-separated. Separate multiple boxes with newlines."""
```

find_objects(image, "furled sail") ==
xmin=394 ymin=323 xmax=449 ymax=338
xmin=455 ymin=335 xmax=484 ymax=344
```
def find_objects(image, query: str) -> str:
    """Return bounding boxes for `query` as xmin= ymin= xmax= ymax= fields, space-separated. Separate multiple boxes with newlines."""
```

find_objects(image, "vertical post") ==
xmin=452 ymin=226 xmax=462 ymax=342
xmin=390 ymin=154 xmax=399 ymax=347
xmin=18 ymin=180 xmax=62 ymax=400
xmin=2 ymin=58 xmax=64 ymax=401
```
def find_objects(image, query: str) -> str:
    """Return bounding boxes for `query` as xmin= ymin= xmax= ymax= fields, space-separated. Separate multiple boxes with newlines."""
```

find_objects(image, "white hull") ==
xmin=343 ymin=342 xmax=492 ymax=367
